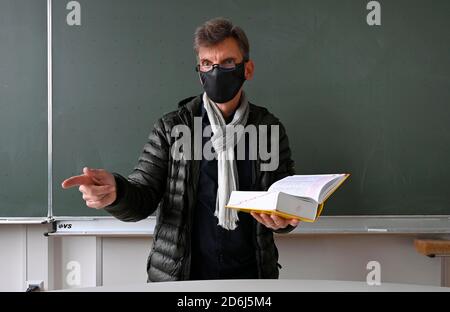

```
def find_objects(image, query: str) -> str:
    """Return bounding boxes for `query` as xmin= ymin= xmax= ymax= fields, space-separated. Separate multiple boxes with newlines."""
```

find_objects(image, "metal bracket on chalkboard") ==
xmin=43 ymin=219 xmax=56 ymax=237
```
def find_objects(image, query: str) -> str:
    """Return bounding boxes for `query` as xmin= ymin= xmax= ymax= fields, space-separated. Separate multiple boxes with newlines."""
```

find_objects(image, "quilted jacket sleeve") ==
xmin=104 ymin=118 xmax=169 ymax=222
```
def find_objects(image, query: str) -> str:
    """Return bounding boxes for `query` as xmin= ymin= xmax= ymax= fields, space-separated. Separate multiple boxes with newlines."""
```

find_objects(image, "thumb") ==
xmin=83 ymin=167 xmax=100 ymax=175
xmin=289 ymin=219 xmax=300 ymax=227
xmin=83 ymin=167 xmax=103 ymax=182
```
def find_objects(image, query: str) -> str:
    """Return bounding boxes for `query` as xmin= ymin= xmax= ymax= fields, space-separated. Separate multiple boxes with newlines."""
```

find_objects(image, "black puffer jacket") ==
xmin=105 ymin=94 xmax=295 ymax=282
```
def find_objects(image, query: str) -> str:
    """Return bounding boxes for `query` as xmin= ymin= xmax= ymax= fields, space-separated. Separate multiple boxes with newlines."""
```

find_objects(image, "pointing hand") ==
xmin=61 ymin=167 xmax=117 ymax=209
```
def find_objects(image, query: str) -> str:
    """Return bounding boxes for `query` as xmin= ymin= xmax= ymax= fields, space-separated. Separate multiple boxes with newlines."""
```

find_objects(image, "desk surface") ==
xmin=58 ymin=279 xmax=449 ymax=292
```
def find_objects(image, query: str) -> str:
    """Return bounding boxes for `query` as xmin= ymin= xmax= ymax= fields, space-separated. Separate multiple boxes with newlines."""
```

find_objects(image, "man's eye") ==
xmin=202 ymin=61 xmax=211 ymax=66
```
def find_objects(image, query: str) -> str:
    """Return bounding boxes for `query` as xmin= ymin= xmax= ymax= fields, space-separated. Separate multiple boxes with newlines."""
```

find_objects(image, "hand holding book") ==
xmin=250 ymin=212 xmax=300 ymax=230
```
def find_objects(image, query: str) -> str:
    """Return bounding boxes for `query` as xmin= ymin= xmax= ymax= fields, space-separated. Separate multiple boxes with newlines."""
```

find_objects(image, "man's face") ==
xmin=197 ymin=37 xmax=254 ymax=81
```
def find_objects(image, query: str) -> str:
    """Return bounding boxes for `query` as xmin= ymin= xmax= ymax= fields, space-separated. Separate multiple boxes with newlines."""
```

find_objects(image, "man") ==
xmin=62 ymin=17 xmax=298 ymax=282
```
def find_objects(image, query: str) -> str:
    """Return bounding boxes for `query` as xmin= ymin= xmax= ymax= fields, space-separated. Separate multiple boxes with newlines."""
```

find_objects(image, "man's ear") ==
xmin=245 ymin=60 xmax=255 ymax=80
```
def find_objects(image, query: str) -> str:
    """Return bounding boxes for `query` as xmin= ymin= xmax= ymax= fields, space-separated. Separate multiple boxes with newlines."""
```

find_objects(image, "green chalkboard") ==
xmin=54 ymin=0 xmax=450 ymax=216
xmin=2 ymin=0 xmax=450 ymax=218
xmin=0 ymin=0 xmax=47 ymax=218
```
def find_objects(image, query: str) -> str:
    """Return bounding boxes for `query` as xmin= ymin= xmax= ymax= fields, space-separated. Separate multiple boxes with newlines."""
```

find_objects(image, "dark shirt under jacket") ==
xmin=190 ymin=105 xmax=258 ymax=280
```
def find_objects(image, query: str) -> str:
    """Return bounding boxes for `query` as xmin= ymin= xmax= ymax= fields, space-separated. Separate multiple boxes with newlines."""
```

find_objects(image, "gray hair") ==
xmin=194 ymin=17 xmax=250 ymax=61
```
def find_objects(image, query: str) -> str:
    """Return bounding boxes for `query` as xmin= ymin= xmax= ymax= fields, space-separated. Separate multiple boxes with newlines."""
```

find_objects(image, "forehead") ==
xmin=197 ymin=37 xmax=243 ymax=61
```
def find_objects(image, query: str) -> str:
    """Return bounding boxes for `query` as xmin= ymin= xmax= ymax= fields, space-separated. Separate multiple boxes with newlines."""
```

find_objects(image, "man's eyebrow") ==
xmin=222 ymin=57 xmax=237 ymax=62
xmin=199 ymin=56 xmax=238 ymax=63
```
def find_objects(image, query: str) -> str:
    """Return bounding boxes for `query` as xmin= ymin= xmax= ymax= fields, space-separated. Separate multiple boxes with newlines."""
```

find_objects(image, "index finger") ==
xmin=270 ymin=214 xmax=286 ymax=224
xmin=250 ymin=212 xmax=264 ymax=224
xmin=61 ymin=175 xmax=93 ymax=189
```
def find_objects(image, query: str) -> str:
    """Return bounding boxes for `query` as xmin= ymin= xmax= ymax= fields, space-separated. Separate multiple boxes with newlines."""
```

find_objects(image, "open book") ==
xmin=226 ymin=174 xmax=350 ymax=222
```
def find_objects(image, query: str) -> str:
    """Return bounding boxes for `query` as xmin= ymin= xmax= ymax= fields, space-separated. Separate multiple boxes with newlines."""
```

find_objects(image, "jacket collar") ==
xmin=177 ymin=93 xmax=258 ymax=126
xmin=178 ymin=94 xmax=203 ymax=115
xmin=178 ymin=93 xmax=261 ymax=131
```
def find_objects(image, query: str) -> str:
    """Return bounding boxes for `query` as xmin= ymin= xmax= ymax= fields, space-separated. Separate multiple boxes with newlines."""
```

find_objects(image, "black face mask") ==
xmin=198 ymin=61 xmax=247 ymax=103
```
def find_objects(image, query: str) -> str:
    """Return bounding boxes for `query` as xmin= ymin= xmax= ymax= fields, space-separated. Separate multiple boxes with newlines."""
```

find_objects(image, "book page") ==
xmin=268 ymin=174 xmax=344 ymax=202
xmin=278 ymin=193 xmax=318 ymax=221
xmin=226 ymin=191 xmax=278 ymax=211
xmin=227 ymin=191 xmax=318 ymax=221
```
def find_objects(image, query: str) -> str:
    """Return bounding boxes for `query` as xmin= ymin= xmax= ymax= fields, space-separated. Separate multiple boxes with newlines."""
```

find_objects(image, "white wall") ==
xmin=276 ymin=234 xmax=442 ymax=285
xmin=102 ymin=237 xmax=151 ymax=286
xmin=0 ymin=225 xmax=26 ymax=291
xmin=0 ymin=224 xmax=448 ymax=291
